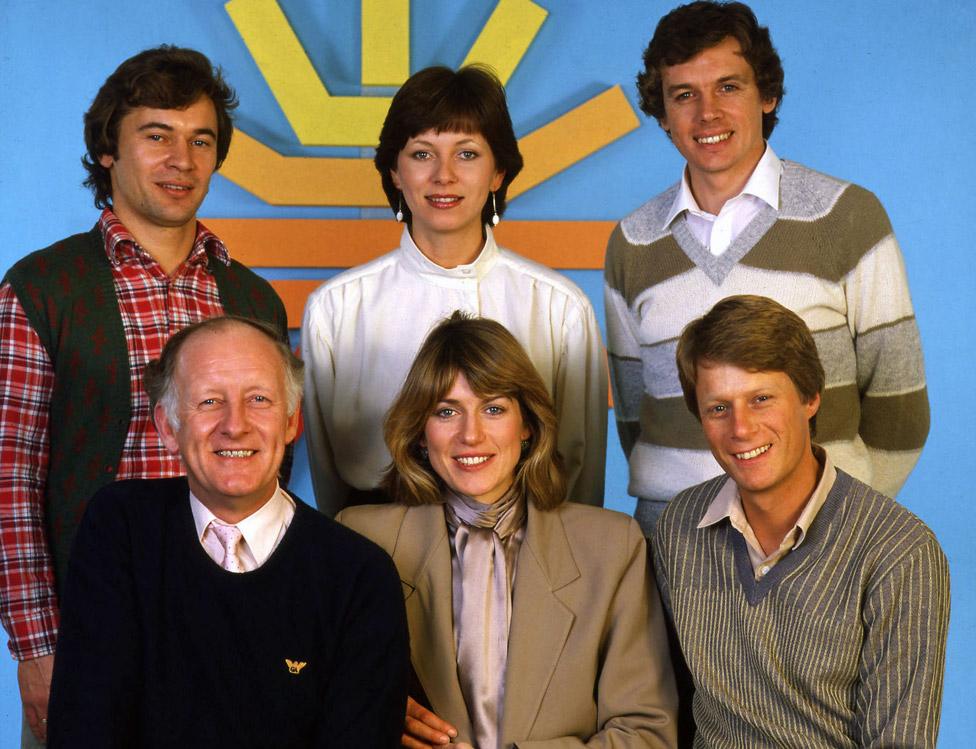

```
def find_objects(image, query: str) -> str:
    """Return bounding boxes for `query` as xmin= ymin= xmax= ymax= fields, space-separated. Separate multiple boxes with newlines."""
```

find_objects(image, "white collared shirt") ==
xmin=697 ymin=448 xmax=837 ymax=579
xmin=664 ymin=144 xmax=782 ymax=256
xmin=190 ymin=483 xmax=295 ymax=571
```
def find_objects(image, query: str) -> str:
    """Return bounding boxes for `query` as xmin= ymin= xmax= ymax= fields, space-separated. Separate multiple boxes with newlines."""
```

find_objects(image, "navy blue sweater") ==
xmin=49 ymin=478 xmax=408 ymax=748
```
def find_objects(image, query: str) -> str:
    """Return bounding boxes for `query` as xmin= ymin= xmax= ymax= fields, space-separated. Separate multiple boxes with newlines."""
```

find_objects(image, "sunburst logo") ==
xmin=205 ymin=0 xmax=640 ymax=324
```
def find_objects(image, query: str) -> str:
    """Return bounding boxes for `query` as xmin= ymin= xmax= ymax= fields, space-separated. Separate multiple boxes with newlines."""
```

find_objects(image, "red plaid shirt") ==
xmin=0 ymin=209 xmax=229 ymax=659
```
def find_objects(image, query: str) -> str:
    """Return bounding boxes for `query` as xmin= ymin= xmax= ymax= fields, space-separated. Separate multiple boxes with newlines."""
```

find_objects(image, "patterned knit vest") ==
xmin=3 ymin=225 xmax=288 ymax=591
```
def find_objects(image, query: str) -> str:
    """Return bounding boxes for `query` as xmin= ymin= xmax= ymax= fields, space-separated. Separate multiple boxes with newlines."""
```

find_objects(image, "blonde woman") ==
xmin=339 ymin=313 xmax=676 ymax=749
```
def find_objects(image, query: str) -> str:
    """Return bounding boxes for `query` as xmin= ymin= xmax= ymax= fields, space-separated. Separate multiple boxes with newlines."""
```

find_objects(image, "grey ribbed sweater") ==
xmin=651 ymin=469 xmax=949 ymax=748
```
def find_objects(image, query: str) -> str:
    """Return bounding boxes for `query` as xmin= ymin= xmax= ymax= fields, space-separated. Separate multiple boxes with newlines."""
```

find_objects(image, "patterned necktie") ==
xmin=209 ymin=522 xmax=245 ymax=572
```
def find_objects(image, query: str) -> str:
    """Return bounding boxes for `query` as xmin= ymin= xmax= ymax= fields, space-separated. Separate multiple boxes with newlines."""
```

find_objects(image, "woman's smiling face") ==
xmin=391 ymin=129 xmax=504 ymax=262
xmin=422 ymin=373 xmax=529 ymax=505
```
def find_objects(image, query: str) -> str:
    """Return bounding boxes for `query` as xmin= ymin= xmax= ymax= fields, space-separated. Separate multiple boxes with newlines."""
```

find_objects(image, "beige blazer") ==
xmin=339 ymin=501 xmax=677 ymax=748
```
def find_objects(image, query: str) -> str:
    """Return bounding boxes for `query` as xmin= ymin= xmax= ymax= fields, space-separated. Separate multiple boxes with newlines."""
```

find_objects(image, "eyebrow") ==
xmin=435 ymin=393 xmax=506 ymax=406
xmin=409 ymin=137 xmax=480 ymax=148
xmin=665 ymin=73 xmax=750 ymax=96
xmin=136 ymin=122 xmax=217 ymax=139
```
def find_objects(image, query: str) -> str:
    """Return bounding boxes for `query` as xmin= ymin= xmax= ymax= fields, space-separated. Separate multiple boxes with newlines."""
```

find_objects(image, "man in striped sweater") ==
xmin=605 ymin=1 xmax=929 ymax=533
xmin=652 ymin=295 xmax=948 ymax=748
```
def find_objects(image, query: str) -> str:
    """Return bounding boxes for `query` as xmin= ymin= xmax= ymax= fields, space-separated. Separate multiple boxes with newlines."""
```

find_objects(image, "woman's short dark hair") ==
xmin=374 ymin=65 xmax=524 ymax=227
xmin=675 ymin=295 xmax=824 ymax=434
xmin=82 ymin=45 xmax=238 ymax=209
xmin=637 ymin=1 xmax=785 ymax=139
xmin=381 ymin=312 xmax=565 ymax=510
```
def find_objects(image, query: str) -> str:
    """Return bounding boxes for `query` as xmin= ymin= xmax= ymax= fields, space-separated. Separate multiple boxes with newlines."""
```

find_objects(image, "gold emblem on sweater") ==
xmin=285 ymin=659 xmax=307 ymax=674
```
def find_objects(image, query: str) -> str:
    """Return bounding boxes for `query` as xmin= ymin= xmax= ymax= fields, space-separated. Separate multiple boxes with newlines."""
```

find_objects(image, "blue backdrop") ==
xmin=1 ymin=1 xmax=973 ymax=745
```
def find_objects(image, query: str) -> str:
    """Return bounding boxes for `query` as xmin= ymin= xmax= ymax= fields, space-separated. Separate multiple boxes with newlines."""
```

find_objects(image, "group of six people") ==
xmin=0 ymin=2 xmax=948 ymax=747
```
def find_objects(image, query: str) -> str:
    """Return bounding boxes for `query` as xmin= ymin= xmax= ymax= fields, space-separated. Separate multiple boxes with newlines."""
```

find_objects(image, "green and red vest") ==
xmin=3 ymin=225 xmax=288 ymax=591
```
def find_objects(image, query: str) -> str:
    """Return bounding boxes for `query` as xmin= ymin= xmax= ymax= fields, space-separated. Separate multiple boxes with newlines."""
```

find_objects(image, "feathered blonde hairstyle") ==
xmin=381 ymin=312 xmax=565 ymax=509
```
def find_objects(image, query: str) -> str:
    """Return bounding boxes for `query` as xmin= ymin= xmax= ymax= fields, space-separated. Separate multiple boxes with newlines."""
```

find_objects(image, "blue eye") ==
xmin=458 ymin=150 xmax=478 ymax=160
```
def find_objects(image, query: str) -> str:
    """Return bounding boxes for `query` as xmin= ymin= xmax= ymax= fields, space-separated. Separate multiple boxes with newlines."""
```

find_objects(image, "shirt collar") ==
xmin=189 ymin=482 xmax=295 ymax=562
xmin=97 ymin=207 xmax=231 ymax=269
xmin=397 ymin=224 xmax=498 ymax=281
xmin=663 ymin=143 xmax=782 ymax=228
xmin=697 ymin=445 xmax=837 ymax=551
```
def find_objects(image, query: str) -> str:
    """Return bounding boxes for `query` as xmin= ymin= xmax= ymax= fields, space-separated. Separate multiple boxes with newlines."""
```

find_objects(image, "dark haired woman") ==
xmin=339 ymin=313 xmax=677 ymax=749
xmin=302 ymin=65 xmax=606 ymax=518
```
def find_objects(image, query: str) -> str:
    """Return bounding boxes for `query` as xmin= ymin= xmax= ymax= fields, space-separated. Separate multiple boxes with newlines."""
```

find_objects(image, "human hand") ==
xmin=18 ymin=654 xmax=55 ymax=742
xmin=401 ymin=695 xmax=459 ymax=748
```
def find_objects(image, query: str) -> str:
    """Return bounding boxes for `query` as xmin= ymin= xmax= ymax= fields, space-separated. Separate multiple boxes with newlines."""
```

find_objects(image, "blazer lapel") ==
xmin=393 ymin=505 xmax=474 ymax=741
xmin=501 ymin=504 xmax=580 ymax=741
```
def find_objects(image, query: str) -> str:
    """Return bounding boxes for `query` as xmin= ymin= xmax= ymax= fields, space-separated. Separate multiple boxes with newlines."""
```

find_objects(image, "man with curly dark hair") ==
xmin=605 ymin=1 xmax=929 ymax=535
xmin=0 ymin=46 xmax=286 ymax=746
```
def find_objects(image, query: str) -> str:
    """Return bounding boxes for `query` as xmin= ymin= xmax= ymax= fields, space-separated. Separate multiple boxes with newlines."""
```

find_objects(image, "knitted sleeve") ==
xmin=47 ymin=489 xmax=140 ymax=748
xmin=312 ymin=535 xmax=409 ymax=747
xmin=604 ymin=224 xmax=645 ymax=458
xmin=841 ymin=187 xmax=929 ymax=496
xmin=855 ymin=533 xmax=949 ymax=747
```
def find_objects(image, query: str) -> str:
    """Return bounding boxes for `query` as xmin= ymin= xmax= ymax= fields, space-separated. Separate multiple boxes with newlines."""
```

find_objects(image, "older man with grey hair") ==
xmin=47 ymin=316 xmax=408 ymax=748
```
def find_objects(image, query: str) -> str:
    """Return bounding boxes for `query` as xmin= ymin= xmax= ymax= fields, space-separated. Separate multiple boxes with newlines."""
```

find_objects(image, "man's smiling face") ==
xmin=155 ymin=322 xmax=299 ymax=521
xmin=100 ymin=96 xmax=219 ymax=238
xmin=695 ymin=360 xmax=820 ymax=508
xmin=659 ymin=36 xmax=776 ymax=205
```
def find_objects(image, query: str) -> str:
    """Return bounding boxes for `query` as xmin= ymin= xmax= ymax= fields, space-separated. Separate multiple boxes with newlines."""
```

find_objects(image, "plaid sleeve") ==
xmin=0 ymin=282 xmax=59 ymax=659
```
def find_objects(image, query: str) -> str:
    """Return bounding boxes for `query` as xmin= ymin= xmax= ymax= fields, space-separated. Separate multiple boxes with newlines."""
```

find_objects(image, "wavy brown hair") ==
xmin=381 ymin=312 xmax=565 ymax=509
xmin=637 ymin=1 xmax=784 ymax=139
xmin=83 ymin=45 xmax=238 ymax=209
xmin=676 ymin=295 xmax=824 ymax=434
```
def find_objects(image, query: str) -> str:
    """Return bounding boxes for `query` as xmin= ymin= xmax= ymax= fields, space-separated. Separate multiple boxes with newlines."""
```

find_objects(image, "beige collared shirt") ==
xmin=190 ymin=483 xmax=295 ymax=571
xmin=664 ymin=144 xmax=782 ymax=256
xmin=698 ymin=448 xmax=837 ymax=579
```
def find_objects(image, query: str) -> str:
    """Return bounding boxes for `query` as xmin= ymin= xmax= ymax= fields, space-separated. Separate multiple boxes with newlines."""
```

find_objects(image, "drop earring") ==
xmin=491 ymin=192 xmax=500 ymax=226
xmin=395 ymin=194 xmax=404 ymax=223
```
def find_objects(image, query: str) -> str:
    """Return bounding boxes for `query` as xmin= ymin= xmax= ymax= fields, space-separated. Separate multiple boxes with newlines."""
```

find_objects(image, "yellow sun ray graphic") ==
xmin=211 ymin=0 xmax=641 ymax=325
xmin=221 ymin=0 xmax=638 ymax=205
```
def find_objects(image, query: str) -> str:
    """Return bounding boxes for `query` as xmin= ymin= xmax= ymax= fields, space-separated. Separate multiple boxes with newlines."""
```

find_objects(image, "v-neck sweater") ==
xmin=604 ymin=160 xmax=929 ymax=503
xmin=651 ymin=469 xmax=949 ymax=748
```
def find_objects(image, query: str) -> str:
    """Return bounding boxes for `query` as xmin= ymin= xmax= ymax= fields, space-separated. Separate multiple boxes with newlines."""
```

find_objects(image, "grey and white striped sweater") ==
xmin=604 ymin=161 xmax=929 ymax=502
xmin=651 ymin=469 xmax=949 ymax=748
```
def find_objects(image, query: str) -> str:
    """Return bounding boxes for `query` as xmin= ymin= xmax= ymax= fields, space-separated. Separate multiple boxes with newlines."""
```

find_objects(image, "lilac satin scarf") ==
xmin=444 ymin=488 xmax=526 ymax=749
